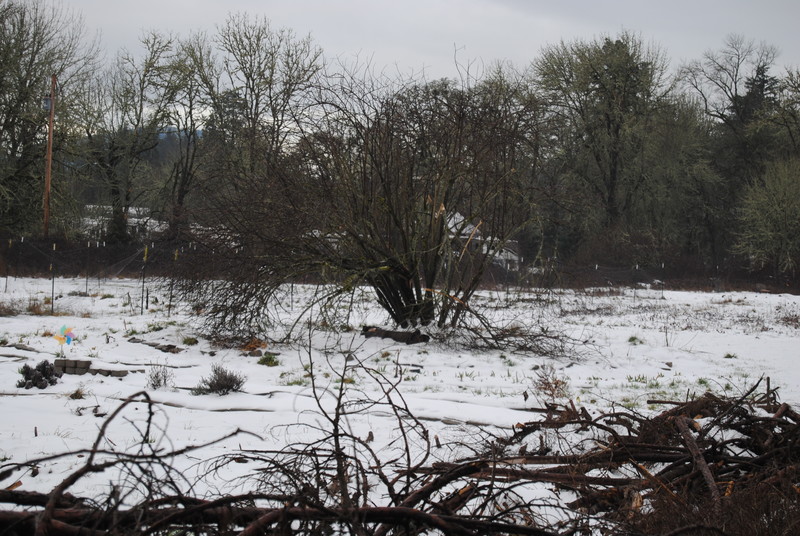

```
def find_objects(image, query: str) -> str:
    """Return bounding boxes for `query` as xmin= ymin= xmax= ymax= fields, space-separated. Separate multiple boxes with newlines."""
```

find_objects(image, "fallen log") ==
xmin=361 ymin=326 xmax=430 ymax=344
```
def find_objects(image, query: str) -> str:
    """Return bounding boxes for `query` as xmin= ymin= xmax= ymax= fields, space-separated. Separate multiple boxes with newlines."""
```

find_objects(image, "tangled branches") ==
xmin=1 ymin=374 xmax=799 ymax=535
xmin=415 ymin=378 xmax=800 ymax=535
xmin=0 ymin=358 xmax=557 ymax=536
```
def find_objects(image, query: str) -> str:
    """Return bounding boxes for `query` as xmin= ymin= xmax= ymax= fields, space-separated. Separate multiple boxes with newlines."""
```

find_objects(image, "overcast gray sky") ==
xmin=69 ymin=0 xmax=800 ymax=77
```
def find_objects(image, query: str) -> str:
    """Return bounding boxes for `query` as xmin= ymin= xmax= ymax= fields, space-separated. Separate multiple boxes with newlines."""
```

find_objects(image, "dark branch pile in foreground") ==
xmin=1 ymin=380 xmax=799 ymax=535
xmin=419 ymin=379 xmax=800 ymax=535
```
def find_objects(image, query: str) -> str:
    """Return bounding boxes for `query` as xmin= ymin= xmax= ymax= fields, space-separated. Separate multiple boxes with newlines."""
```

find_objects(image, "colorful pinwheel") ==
xmin=54 ymin=326 xmax=75 ymax=346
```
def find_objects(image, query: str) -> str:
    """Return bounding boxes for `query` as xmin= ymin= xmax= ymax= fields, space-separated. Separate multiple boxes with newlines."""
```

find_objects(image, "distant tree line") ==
xmin=2 ymin=0 xmax=800 ymax=286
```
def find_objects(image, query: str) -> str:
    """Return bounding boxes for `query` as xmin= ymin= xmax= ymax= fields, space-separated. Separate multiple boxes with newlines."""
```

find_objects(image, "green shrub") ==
xmin=735 ymin=158 xmax=800 ymax=274
xmin=257 ymin=352 xmax=280 ymax=367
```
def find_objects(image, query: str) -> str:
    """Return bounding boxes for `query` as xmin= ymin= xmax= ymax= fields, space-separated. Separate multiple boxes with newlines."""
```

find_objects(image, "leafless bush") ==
xmin=191 ymin=363 xmax=246 ymax=395
xmin=173 ymin=63 xmax=541 ymax=341
xmin=531 ymin=365 xmax=570 ymax=402
xmin=146 ymin=364 xmax=175 ymax=390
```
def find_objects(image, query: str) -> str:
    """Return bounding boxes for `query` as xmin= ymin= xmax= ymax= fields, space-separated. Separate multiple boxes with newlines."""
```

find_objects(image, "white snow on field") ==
xmin=1 ymin=276 xmax=798 ymax=504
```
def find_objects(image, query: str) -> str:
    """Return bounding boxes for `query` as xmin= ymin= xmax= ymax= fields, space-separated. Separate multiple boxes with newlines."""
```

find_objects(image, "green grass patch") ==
xmin=258 ymin=352 xmax=280 ymax=367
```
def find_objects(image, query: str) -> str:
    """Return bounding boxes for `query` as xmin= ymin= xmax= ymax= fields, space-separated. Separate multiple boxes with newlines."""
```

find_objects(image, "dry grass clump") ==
xmin=0 ymin=299 xmax=22 ymax=316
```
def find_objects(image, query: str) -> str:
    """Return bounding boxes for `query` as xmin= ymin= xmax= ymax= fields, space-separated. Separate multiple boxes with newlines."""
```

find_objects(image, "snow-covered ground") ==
xmin=1 ymin=276 xmax=799 ymax=504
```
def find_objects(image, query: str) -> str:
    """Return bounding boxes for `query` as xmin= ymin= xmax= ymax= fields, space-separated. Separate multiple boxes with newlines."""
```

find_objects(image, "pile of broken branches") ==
xmin=1 ymin=380 xmax=799 ymax=535
xmin=414 ymin=378 xmax=800 ymax=534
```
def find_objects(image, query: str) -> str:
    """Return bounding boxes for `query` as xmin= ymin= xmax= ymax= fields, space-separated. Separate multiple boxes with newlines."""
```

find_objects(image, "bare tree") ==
xmin=0 ymin=0 xmax=99 ymax=235
xmin=175 ymin=61 xmax=543 ymax=336
xmin=773 ymin=68 xmax=800 ymax=153
xmin=196 ymin=13 xmax=322 ymax=182
xmin=149 ymin=34 xmax=212 ymax=239
xmin=78 ymin=32 xmax=177 ymax=243
xmin=679 ymin=35 xmax=785 ymax=268
xmin=299 ymin=65 xmax=540 ymax=328
xmin=680 ymin=34 xmax=778 ymax=132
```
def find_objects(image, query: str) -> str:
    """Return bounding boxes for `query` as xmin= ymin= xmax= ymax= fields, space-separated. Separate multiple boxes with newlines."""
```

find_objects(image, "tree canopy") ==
xmin=2 ymin=0 xmax=800 ymax=333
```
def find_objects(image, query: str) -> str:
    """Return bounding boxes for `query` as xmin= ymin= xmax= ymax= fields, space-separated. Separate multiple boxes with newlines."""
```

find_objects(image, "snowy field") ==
xmin=1 ymin=276 xmax=799 ymax=506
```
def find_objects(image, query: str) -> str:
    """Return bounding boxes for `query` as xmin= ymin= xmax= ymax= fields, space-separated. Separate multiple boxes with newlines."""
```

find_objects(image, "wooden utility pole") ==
xmin=43 ymin=74 xmax=56 ymax=238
